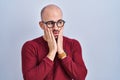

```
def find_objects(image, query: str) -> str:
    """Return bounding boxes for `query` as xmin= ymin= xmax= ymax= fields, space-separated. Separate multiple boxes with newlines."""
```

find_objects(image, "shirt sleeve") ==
xmin=21 ymin=41 xmax=54 ymax=80
xmin=60 ymin=39 xmax=87 ymax=80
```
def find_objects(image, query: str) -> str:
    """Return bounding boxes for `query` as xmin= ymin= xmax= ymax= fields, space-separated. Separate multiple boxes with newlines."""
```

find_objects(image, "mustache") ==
xmin=53 ymin=30 xmax=59 ymax=33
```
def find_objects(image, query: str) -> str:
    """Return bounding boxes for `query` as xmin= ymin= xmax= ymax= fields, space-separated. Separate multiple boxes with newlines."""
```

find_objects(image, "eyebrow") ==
xmin=43 ymin=19 xmax=63 ymax=22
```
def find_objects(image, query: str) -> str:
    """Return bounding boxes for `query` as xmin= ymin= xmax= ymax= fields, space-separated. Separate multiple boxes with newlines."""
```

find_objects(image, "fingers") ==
xmin=44 ymin=26 xmax=63 ymax=54
xmin=45 ymin=27 xmax=57 ymax=55
xmin=44 ymin=26 xmax=55 ymax=42
xmin=47 ymin=28 xmax=52 ymax=41
xmin=59 ymin=27 xmax=64 ymax=36
xmin=44 ymin=27 xmax=51 ymax=41
xmin=50 ymin=29 xmax=56 ymax=42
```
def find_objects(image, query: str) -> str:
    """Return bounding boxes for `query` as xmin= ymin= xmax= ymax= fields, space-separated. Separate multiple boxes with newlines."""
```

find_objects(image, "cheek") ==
xmin=49 ymin=28 xmax=53 ymax=31
xmin=58 ymin=27 xmax=62 ymax=31
xmin=57 ymin=28 xmax=61 ymax=33
xmin=58 ymin=27 xmax=61 ymax=30
xmin=59 ymin=27 xmax=63 ymax=31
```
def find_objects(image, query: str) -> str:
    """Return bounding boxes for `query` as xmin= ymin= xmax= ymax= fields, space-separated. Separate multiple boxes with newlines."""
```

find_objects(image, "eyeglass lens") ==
xmin=44 ymin=19 xmax=65 ymax=28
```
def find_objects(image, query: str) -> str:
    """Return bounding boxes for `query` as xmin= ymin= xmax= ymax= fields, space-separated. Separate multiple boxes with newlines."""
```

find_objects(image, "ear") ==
xmin=39 ymin=21 xmax=45 ymax=30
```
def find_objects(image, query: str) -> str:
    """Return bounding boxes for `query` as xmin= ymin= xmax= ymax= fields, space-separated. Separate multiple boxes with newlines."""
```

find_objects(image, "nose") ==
xmin=53 ymin=23 xmax=58 ymax=30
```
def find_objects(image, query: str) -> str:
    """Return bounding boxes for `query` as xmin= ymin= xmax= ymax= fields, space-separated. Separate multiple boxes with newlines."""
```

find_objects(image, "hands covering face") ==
xmin=44 ymin=26 xmax=64 ymax=57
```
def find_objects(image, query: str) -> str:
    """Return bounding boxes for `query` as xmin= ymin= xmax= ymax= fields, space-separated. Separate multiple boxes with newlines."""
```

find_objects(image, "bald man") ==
xmin=22 ymin=4 xmax=87 ymax=80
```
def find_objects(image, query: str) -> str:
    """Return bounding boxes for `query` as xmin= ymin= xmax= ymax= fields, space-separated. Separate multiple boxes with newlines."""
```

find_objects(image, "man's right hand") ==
xmin=44 ymin=26 xmax=57 ymax=61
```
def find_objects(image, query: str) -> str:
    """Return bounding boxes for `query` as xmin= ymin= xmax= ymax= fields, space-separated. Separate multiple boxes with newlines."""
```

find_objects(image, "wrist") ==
xmin=49 ymin=48 xmax=57 ymax=53
xmin=58 ymin=49 xmax=64 ymax=54
xmin=58 ymin=52 xmax=67 ymax=59
xmin=47 ymin=51 xmax=56 ymax=61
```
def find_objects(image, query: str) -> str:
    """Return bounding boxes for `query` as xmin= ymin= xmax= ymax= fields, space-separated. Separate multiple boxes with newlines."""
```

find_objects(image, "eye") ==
xmin=46 ymin=21 xmax=54 ymax=27
xmin=57 ymin=20 xmax=65 ymax=27
xmin=47 ymin=21 xmax=54 ymax=25
xmin=58 ymin=21 xmax=63 ymax=24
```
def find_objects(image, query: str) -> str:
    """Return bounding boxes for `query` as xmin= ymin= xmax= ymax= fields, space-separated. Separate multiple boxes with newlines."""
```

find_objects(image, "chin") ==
xmin=54 ymin=35 xmax=58 ymax=39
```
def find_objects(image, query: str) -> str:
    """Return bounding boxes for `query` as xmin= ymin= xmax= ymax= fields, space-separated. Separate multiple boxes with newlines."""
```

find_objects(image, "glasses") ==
xmin=42 ymin=19 xmax=65 ymax=28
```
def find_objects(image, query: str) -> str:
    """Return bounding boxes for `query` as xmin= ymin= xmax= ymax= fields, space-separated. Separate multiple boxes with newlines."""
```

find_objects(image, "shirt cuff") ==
xmin=61 ymin=56 xmax=71 ymax=64
xmin=43 ymin=57 xmax=54 ymax=66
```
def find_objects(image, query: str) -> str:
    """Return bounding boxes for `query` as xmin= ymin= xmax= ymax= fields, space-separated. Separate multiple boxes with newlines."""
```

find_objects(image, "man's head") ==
xmin=39 ymin=4 xmax=65 ymax=39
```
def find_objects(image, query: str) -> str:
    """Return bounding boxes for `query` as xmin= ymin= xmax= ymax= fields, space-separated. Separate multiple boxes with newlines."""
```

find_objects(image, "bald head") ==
xmin=41 ymin=4 xmax=63 ymax=21
xmin=39 ymin=4 xmax=64 ymax=39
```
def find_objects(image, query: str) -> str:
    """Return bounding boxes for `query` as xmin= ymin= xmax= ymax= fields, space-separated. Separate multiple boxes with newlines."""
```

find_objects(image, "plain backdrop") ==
xmin=0 ymin=0 xmax=120 ymax=80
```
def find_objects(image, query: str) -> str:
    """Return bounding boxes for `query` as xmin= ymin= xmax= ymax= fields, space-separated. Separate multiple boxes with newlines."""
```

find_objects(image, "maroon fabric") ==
xmin=21 ymin=36 xmax=87 ymax=80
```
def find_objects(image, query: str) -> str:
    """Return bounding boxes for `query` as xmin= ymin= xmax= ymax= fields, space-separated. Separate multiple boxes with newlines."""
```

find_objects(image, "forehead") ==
xmin=41 ymin=5 xmax=63 ymax=21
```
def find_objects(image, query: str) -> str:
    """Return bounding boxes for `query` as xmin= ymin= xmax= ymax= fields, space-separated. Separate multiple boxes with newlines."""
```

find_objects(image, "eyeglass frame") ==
xmin=42 ymin=19 xmax=65 ymax=28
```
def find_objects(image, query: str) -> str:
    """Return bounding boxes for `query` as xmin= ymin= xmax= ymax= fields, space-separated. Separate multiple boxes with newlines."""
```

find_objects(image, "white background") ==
xmin=0 ymin=0 xmax=120 ymax=80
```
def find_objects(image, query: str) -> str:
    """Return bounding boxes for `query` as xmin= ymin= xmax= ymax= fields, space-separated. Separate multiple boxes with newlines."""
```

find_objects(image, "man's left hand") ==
xmin=57 ymin=27 xmax=64 ymax=54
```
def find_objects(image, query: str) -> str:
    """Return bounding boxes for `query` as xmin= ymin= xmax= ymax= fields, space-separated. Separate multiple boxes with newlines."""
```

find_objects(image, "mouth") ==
xmin=53 ymin=30 xmax=59 ymax=38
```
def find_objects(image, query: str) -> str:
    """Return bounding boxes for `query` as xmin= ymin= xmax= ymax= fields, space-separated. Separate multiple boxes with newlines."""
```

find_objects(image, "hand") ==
xmin=44 ymin=27 xmax=57 ymax=61
xmin=57 ymin=27 xmax=64 ymax=54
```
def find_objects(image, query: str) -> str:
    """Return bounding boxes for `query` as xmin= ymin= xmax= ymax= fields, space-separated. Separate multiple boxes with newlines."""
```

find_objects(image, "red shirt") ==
xmin=22 ymin=36 xmax=87 ymax=80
